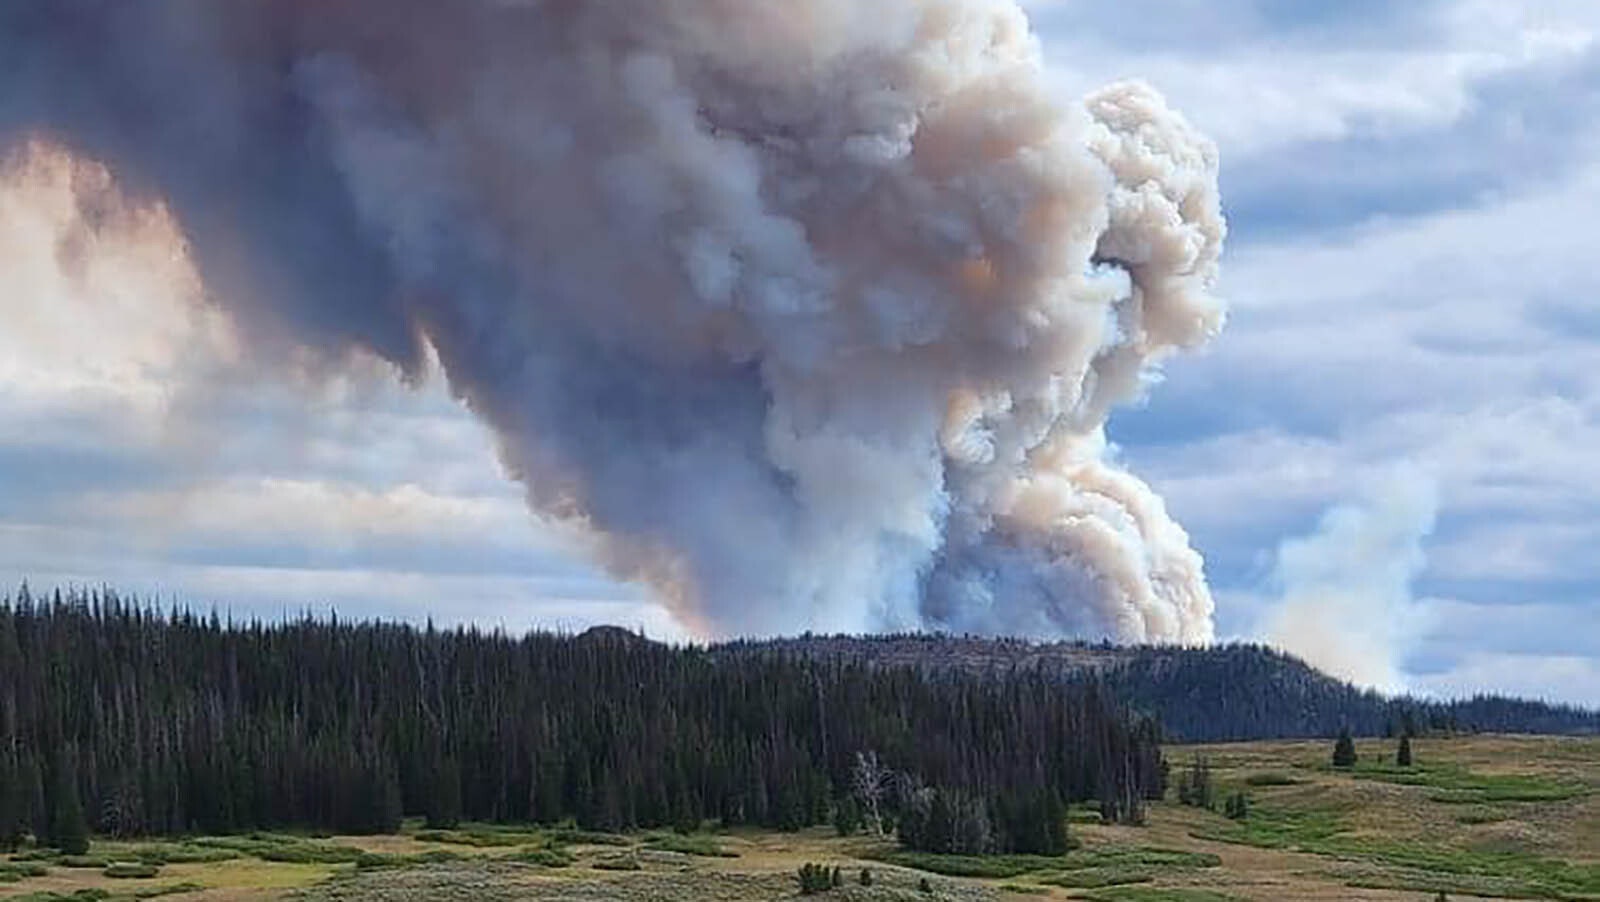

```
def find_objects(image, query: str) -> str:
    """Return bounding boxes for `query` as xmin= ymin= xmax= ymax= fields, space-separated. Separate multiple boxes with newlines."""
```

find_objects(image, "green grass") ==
xmin=641 ymin=833 xmax=740 ymax=858
xmin=1242 ymin=772 xmax=1303 ymax=787
xmin=1195 ymin=798 xmax=1600 ymax=899
xmin=8 ymin=885 xmax=202 ymax=902
xmin=1038 ymin=866 xmax=1156 ymax=888
xmin=865 ymin=850 xmax=1074 ymax=878
xmin=102 ymin=862 xmax=161 ymax=879
xmin=541 ymin=826 xmax=634 ymax=847
xmin=351 ymin=849 xmax=469 ymax=870
xmin=1079 ymin=889 xmax=1245 ymax=902
xmin=0 ymin=860 xmax=51 ymax=881
xmin=502 ymin=846 xmax=575 ymax=867
xmin=1189 ymin=801 xmax=1347 ymax=850
xmin=869 ymin=846 xmax=1218 ymax=881
xmin=1338 ymin=759 xmax=1586 ymax=804
xmin=189 ymin=833 xmax=377 ymax=864
xmin=411 ymin=827 xmax=544 ymax=848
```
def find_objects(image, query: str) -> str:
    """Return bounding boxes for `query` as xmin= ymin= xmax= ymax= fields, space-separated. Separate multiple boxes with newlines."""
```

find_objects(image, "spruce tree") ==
xmin=425 ymin=758 xmax=463 ymax=829
xmin=22 ymin=753 xmax=47 ymax=844
xmin=49 ymin=749 xmax=89 ymax=855
xmin=0 ymin=755 xmax=22 ymax=851
xmin=1332 ymin=728 xmax=1358 ymax=768
xmin=832 ymin=796 xmax=861 ymax=836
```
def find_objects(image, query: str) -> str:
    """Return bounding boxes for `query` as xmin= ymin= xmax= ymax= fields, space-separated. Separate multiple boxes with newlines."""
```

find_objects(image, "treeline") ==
xmin=0 ymin=588 xmax=1162 ymax=847
xmin=726 ymin=635 xmax=1600 ymax=741
xmin=1100 ymin=644 xmax=1600 ymax=741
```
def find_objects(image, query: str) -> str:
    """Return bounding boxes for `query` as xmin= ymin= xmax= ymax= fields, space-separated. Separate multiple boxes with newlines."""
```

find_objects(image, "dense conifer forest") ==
xmin=726 ymin=635 xmax=1600 ymax=740
xmin=0 ymin=588 xmax=1163 ymax=849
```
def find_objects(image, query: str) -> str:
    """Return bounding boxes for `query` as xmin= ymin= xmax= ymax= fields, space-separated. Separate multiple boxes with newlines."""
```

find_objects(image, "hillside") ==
xmin=713 ymin=634 xmax=1600 ymax=741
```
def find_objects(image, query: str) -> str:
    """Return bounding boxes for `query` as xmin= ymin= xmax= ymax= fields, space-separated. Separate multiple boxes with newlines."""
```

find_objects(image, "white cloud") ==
xmin=1032 ymin=0 xmax=1598 ymax=157
xmin=1411 ymin=652 xmax=1600 ymax=707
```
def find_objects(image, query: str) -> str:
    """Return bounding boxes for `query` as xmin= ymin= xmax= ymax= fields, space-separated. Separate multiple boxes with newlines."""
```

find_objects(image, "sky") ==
xmin=2 ymin=0 xmax=1598 ymax=706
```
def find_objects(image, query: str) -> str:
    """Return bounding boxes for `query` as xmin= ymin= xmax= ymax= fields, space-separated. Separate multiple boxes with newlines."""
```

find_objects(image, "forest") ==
xmin=724 ymin=634 xmax=1600 ymax=740
xmin=0 ymin=588 xmax=1162 ymax=854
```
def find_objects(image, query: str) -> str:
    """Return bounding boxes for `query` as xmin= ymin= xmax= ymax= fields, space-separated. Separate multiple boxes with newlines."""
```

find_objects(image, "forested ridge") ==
xmin=0 ymin=588 xmax=1161 ymax=848
xmin=728 ymin=635 xmax=1600 ymax=740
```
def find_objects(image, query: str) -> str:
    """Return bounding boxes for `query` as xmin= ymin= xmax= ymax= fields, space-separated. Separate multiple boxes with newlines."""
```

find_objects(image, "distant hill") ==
xmin=712 ymin=634 xmax=1600 ymax=742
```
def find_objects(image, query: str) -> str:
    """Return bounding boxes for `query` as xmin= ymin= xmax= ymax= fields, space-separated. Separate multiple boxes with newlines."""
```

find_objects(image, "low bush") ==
xmin=103 ymin=862 xmax=161 ymax=878
xmin=797 ymin=862 xmax=832 ymax=894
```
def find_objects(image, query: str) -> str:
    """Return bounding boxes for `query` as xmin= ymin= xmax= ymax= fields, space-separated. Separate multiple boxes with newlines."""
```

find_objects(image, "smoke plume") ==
xmin=0 ymin=1 xmax=1226 ymax=640
xmin=1262 ymin=471 xmax=1439 ymax=691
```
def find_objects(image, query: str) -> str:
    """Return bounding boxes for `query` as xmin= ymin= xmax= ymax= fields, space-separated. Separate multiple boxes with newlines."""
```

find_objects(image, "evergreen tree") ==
xmin=832 ymin=796 xmax=861 ymax=836
xmin=1397 ymin=734 xmax=1413 ymax=768
xmin=425 ymin=758 xmax=463 ymax=829
xmin=49 ymin=748 xmax=89 ymax=855
xmin=0 ymin=754 xmax=22 ymax=851
xmin=22 ymin=754 xmax=47 ymax=843
xmin=1332 ymin=729 xmax=1358 ymax=768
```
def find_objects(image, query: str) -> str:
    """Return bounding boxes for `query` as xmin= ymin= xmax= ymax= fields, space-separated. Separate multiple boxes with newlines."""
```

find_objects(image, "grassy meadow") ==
xmin=1 ymin=734 xmax=1595 ymax=901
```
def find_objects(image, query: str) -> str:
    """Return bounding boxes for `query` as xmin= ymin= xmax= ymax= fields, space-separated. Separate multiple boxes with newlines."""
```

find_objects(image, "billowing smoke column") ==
xmin=0 ymin=1 xmax=1225 ymax=641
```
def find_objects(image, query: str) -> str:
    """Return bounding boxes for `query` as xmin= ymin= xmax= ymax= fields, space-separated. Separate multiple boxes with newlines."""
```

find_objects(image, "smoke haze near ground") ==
xmin=1262 ymin=471 xmax=1439 ymax=691
xmin=0 ymin=1 xmax=1226 ymax=640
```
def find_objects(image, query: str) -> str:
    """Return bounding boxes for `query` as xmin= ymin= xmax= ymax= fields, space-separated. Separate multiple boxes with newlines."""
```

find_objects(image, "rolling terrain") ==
xmin=717 ymin=634 xmax=1600 ymax=741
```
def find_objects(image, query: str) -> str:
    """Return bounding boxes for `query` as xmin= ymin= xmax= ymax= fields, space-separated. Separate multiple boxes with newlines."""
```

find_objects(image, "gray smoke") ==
xmin=0 ymin=0 xmax=1226 ymax=640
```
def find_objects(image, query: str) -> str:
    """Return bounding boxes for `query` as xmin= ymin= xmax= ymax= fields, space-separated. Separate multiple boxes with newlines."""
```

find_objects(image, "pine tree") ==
xmin=1332 ymin=728 xmax=1358 ymax=768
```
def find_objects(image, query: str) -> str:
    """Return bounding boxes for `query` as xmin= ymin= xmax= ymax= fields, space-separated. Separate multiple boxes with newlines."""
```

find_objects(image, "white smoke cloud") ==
xmin=1261 ymin=469 xmax=1439 ymax=690
xmin=1 ymin=1 xmax=1227 ymax=641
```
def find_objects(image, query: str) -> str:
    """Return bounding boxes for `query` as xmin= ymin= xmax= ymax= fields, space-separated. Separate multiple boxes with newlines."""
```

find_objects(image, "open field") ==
xmin=3 ymin=735 xmax=1595 ymax=901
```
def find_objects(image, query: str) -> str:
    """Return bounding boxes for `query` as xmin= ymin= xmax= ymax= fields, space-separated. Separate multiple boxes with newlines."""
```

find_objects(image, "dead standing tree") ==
xmin=852 ymin=750 xmax=891 ymax=836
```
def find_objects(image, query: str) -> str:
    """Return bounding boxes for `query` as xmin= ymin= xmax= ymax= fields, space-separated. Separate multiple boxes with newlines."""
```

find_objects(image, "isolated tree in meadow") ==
xmin=1397 ymin=734 xmax=1414 ymax=768
xmin=1332 ymin=728 xmax=1358 ymax=768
